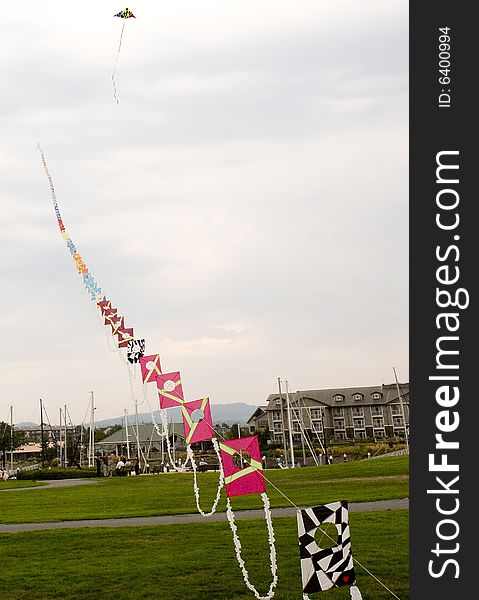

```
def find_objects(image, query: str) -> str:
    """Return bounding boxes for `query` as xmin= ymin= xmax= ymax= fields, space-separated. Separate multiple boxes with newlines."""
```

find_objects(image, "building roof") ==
xmin=98 ymin=422 xmax=184 ymax=445
xmin=265 ymin=383 xmax=409 ymax=410
xmin=246 ymin=406 xmax=268 ymax=424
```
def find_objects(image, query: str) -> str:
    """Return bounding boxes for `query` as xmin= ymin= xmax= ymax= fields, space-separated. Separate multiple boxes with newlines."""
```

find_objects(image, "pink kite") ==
xmin=181 ymin=397 xmax=213 ymax=445
xmin=219 ymin=436 xmax=266 ymax=497
xmin=109 ymin=315 xmax=125 ymax=335
xmin=116 ymin=326 xmax=134 ymax=348
xmin=103 ymin=307 xmax=118 ymax=324
xmin=140 ymin=354 xmax=162 ymax=383
xmin=156 ymin=371 xmax=184 ymax=408
xmin=97 ymin=299 xmax=111 ymax=314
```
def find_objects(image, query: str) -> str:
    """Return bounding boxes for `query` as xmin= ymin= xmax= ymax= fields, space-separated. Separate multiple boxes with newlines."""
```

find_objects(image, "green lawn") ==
xmin=0 ymin=511 xmax=409 ymax=600
xmin=0 ymin=457 xmax=408 ymax=524
xmin=0 ymin=480 xmax=45 ymax=489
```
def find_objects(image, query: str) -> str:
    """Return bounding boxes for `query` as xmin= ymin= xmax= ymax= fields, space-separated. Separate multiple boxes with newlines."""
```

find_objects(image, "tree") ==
xmin=0 ymin=421 xmax=27 ymax=467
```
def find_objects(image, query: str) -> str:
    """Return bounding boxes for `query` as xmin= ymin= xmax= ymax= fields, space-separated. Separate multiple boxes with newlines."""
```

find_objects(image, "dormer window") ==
xmin=371 ymin=392 xmax=382 ymax=400
xmin=275 ymin=398 xmax=282 ymax=406
xmin=334 ymin=394 xmax=344 ymax=403
xmin=353 ymin=393 xmax=363 ymax=401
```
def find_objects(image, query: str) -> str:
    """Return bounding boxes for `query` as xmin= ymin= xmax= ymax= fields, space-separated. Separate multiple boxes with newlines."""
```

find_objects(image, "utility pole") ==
xmin=59 ymin=407 xmax=63 ymax=466
xmin=292 ymin=393 xmax=307 ymax=465
xmin=88 ymin=391 xmax=95 ymax=467
xmin=64 ymin=404 xmax=68 ymax=467
xmin=393 ymin=367 xmax=409 ymax=453
xmin=284 ymin=380 xmax=295 ymax=468
xmin=134 ymin=398 xmax=141 ymax=468
xmin=40 ymin=399 xmax=45 ymax=468
xmin=10 ymin=406 xmax=14 ymax=472
xmin=278 ymin=378 xmax=289 ymax=467
xmin=124 ymin=409 xmax=131 ymax=459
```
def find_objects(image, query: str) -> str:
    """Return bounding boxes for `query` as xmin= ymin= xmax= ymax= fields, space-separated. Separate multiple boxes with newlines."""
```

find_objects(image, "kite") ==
xmin=156 ymin=371 xmax=185 ymax=408
xmin=220 ymin=436 xmax=266 ymax=497
xmin=112 ymin=8 xmax=136 ymax=103
xmin=140 ymin=354 xmax=162 ymax=383
xmin=116 ymin=325 xmax=135 ymax=348
xmin=127 ymin=339 xmax=145 ymax=363
xmin=297 ymin=501 xmax=362 ymax=599
xmin=181 ymin=397 xmax=214 ymax=445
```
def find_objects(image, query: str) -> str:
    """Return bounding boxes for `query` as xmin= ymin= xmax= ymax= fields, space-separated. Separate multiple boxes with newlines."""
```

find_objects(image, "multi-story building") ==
xmin=248 ymin=383 xmax=409 ymax=446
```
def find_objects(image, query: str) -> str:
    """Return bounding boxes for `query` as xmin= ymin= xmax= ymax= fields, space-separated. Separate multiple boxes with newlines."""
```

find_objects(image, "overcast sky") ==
xmin=0 ymin=1 xmax=408 ymax=426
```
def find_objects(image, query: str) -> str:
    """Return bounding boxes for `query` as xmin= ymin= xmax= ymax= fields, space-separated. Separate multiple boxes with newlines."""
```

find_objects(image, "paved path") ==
xmin=0 ymin=478 xmax=100 ymax=492
xmin=0 ymin=498 xmax=408 ymax=533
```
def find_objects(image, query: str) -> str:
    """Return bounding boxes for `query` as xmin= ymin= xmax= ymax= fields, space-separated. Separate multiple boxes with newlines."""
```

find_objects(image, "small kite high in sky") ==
xmin=112 ymin=8 xmax=136 ymax=104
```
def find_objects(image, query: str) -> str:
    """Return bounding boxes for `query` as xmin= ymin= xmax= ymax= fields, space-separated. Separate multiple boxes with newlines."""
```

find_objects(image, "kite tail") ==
xmin=112 ymin=21 xmax=126 ymax=104
xmin=37 ymin=144 xmax=59 ymax=211
xmin=349 ymin=585 xmax=363 ymax=599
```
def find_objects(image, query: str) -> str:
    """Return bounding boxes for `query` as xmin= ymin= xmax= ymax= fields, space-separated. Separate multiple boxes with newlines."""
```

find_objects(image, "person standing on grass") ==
xmin=95 ymin=455 xmax=102 ymax=477
xmin=116 ymin=457 xmax=125 ymax=477
xmin=134 ymin=458 xmax=140 ymax=476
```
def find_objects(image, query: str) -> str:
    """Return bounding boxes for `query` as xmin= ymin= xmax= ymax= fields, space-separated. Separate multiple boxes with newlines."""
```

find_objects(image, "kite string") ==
xmin=187 ymin=437 xmax=225 ymax=517
xmin=112 ymin=21 xmax=126 ymax=104
xmin=226 ymin=492 xmax=278 ymax=600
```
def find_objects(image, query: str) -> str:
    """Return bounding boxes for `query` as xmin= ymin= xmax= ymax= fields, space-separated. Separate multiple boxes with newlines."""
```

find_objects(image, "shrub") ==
xmin=16 ymin=467 xmax=98 ymax=480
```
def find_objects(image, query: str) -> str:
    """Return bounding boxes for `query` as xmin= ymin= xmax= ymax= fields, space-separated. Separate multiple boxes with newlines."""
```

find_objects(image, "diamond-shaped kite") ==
xmin=219 ymin=436 xmax=266 ymax=497
xmin=181 ymin=397 xmax=213 ymax=445
xmin=156 ymin=371 xmax=184 ymax=408
xmin=140 ymin=354 xmax=162 ymax=383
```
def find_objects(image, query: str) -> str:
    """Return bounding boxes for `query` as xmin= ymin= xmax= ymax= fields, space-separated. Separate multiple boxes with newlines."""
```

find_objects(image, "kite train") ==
xmin=39 ymin=148 xmax=377 ymax=600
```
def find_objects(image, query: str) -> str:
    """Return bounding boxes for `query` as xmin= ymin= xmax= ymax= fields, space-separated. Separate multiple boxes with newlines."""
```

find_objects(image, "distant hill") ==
xmin=95 ymin=402 xmax=257 ymax=428
xmin=16 ymin=403 xmax=258 ymax=429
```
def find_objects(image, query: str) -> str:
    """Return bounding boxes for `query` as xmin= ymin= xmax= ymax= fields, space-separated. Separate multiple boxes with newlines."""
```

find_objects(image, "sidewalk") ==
xmin=0 ymin=498 xmax=408 ymax=533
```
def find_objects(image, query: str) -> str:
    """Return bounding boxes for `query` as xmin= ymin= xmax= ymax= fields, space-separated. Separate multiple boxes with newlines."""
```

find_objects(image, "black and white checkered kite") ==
xmin=297 ymin=500 xmax=361 ymax=597
xmin=127 ymin=338 xmax=145 ymax=363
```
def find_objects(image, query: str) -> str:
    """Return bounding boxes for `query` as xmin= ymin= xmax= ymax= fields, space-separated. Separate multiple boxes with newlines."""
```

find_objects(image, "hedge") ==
xmin=16 ymin=467 xmax=98 ymax=480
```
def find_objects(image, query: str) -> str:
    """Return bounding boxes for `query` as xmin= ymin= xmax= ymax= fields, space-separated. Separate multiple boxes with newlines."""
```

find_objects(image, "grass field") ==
xmin=0 ymin=480 xmax=45 ymax=490
xmin=0 ymin=456 xmax=408 ymax=524
xmin=0 ymin=510 xmax=409 ymax=599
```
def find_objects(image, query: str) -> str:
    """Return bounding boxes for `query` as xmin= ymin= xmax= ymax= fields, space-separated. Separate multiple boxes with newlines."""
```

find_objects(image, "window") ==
xmin=334 ymin=394 xmax=345 ymax=402
xmin=312 ymin=420 xmax=323 ymax=431
xmin=274 ymin=434 xmax=283 ymax=443
xmin=372 ymin=392 xmax=382 ymax=400
xmin=310 ymin=409 xmax=322 ymax=420
xmin=375 ymin=429 xmax=385 ymax=438
xmin=335 ymin=432 xmax=347 ymax=440
xmin=373 ymin=417 xmax=384 ymax=428
xmin=352 ymin=406 xmax=364 ymax=417
xmin=332 ymin=407 xmax=344 ymax=418
xmin=293 ymin=434 xmax=302 ymax=443
xmin=275 ymin=398 xmax=282 ymax=406
xmin=353 ymin=418 xmax=365 ymax=429
xmin=355 ymin=430 xmax=367 ymax=439
xmin=391 ymin=404 xmax=402 ymax=416
xmin=353 ymin=393 xmax=363 ymax=401
xmin=273 ymin=422 xmax=283 ymax=433
xmin=272 ymin=410 xmax=281 ymax=421
xmin=371 ymin=406 xmax=383 ymax=416
xmin=393 ymin=416 xmax=404 ymax=427
xmin=292 ymin=422 xmax=301 ymax=433
xmin=334 ymin=419 xmax=345 ymax=430
xmin=249 ymin=425 xmax=255 ymax=434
